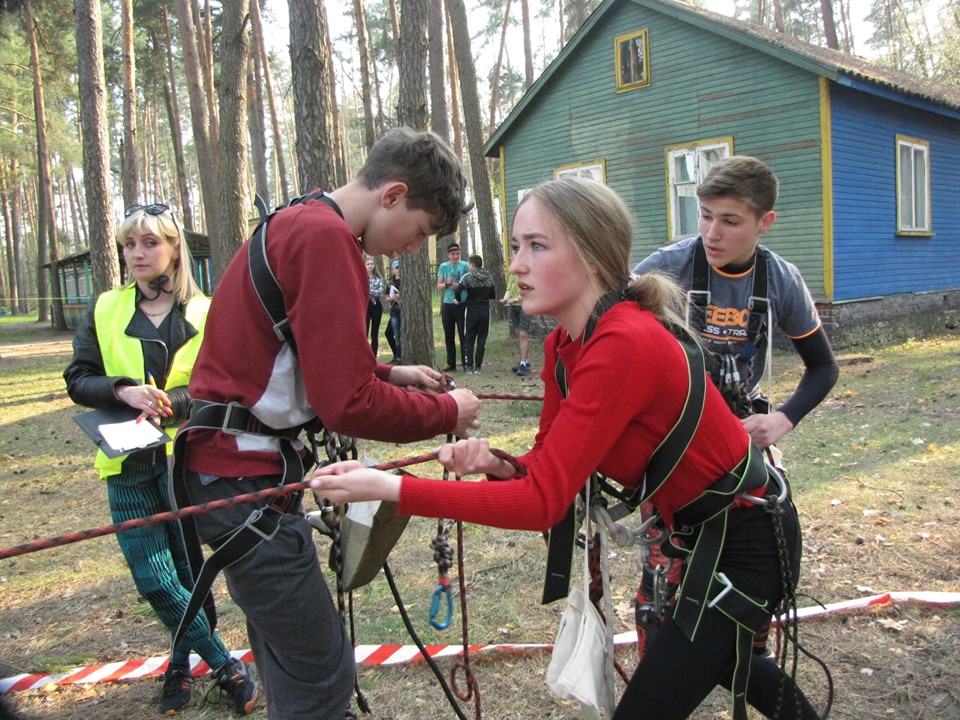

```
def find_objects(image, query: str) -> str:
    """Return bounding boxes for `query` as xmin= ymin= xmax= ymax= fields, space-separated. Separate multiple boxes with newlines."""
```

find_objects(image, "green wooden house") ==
xmin=483 ymin=0 xmax=960 ymax=348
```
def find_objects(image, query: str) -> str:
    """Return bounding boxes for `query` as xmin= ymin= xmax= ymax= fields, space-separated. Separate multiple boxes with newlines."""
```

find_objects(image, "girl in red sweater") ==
xmin=311 ymin=177 xmax=822 ymax=719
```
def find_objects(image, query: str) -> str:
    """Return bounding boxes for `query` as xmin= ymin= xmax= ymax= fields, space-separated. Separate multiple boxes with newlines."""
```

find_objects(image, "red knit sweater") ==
xmin=186 ymin=196 xmax=458 ymax=478
xmin=399 ymin=303 xmax=750 ymax=530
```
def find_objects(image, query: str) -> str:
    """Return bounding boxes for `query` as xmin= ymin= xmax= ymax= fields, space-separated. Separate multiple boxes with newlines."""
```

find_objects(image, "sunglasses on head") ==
xmin=125 ymin=203 xmax=170 ymax=218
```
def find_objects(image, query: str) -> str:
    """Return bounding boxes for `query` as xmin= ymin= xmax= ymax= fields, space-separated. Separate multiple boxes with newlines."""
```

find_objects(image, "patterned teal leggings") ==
xmin=108 ymin=461 xmax=232 ymax=671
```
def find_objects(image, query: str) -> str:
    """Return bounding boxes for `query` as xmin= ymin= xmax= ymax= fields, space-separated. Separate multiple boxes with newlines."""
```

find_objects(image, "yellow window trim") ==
xmin=615 ymin=29 xmax=650 ymax=92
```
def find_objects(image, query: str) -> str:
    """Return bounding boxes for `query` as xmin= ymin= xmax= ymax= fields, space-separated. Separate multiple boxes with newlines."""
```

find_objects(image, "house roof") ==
xmin=483 ymin=0 xmax=960 ymax=156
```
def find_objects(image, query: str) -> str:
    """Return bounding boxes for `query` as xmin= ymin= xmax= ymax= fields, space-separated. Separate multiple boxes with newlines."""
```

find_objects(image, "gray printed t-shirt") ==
xmin=633 ymin=237 xmax=822 ymax=390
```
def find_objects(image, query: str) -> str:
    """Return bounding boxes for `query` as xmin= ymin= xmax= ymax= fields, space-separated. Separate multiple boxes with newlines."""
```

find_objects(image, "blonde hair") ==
xmin=117 ymin=207 xmax=201 ymax=304
xmin=517 ymin=177 xmax=686 ymax=329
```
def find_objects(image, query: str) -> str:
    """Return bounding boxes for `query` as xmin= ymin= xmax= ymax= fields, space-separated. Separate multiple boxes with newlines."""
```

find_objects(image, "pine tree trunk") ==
xmin=250 ymin=0 xmax=290 ymax=203
xmin=248 ymin=52 xmax=270 ymax=204
xmin=489 ymin=0 xmax=513 ymax=135
xmin=288 ymin=0 xmax=336 ymax=192
xmin=397 ymin=0 xmax=437 ymax=369
xmin=159 ymin=7 xmax=195 ymax=231
xmin=216 ymin=0 xmax=251 ymax=269
xmin=448 ymin=0 xmax=507 ymax=314
xmin=521 ymin=0 xmax=534 ymax=88
xmin=74 ymin=0 xmax=121 ymax=296
xmin=445 ymin=2 xmax=469 ymax=250
xmin=121 ymin=0 xmax=140 ymax=206
xmin=820 ymin=0 xmax=840 ymax=49
xmin=175 ymin=0 xmax=220 ymax=244
xmin=352 ymin=0 xmax=377 ymax=152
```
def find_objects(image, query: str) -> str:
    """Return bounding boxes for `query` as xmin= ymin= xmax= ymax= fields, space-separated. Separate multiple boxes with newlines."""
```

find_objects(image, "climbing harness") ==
xmin=688 ymin=238 xmax=773 ymax=419
xmin=543 ymin=291 xmax=821 ymax=720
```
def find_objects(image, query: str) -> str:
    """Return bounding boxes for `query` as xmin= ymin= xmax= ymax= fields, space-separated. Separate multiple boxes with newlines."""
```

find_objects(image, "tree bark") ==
xmin=397 ymin=0 xmax=437 ymax=368
xmin=445 ymin=1 xmax=469 ymax=248
xmin=489 ymin=0 xmax=513 ymax=136
xmin=352 ymin=0 xmax=377 ymax=152
xmin=74 ymin=0 xmax=121 ymax=296
xmin=159 ymin=6 xmax=195 ymax=230
xmin=248 ymin=50 xmax=270 ymax=204
xmin=521 ymin=0 xmax=534 ymax=88
xmin=216 ymin=0 xmax=251 ymax=270
xmin=448 ymin=0 xmax=506 ymax=313
xmin=327 ymin=32 xmax=347 ymax=186
xmin=175 ymin=0 xmax=220 ymax=241
xmin=428 ymin=0 xmax=449 ymax=142
xmin=820 ymin=0 xmax=840 ymax=49
xmin=196 ymin=0 xmax=220 ymax=150
xmin=121 ymin=0 xmax=140 ymax=206
xmin=430 ymin=0 xmax=450 ymax=262
xmin=288 ymin=0 xmax=336 ymax=192
xmin=250 ymin=0 xmax=290 ymax=203
xmin=1 ymin=185 xmax=11 ymax=312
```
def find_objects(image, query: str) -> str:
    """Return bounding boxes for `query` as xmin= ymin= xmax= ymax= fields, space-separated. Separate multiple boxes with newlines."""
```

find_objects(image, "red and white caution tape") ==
xmin=4 ymin=590 xmax=959 ymax=694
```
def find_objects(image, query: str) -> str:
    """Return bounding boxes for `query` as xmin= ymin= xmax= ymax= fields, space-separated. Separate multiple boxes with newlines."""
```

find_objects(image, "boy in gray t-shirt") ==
xmin=631 ymin=155 xmax=839 ymax=659
xmin=634 ymin=156 xmax=838 ymax=449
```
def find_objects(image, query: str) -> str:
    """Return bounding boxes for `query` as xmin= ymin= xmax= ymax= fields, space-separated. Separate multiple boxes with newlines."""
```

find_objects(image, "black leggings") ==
xmin=614 ymin=501 xmax=822 ymax=720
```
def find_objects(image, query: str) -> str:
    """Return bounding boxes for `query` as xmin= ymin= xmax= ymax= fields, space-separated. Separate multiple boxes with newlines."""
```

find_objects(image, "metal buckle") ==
xmin=220 ymin=401 xmax=245 ymax=436
xmin=686 ymin=289 xmax=711 ymax=307
xmin=707 ymin=571 xmax=734 ymax=608
xmin=244 ymin=508 xmax=281 ymax=542
xmin=273 ymin=318 xmax=291 ymax=343
xmin=747 ymin=295 xmax=769 ymax=313
xmin=739 ymin=463 xmax=788 ymax=506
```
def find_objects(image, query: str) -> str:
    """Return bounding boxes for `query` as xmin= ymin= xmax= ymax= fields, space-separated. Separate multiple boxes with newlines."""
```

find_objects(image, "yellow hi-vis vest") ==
xmin=93 ymin=284 xmax=210 ymax=478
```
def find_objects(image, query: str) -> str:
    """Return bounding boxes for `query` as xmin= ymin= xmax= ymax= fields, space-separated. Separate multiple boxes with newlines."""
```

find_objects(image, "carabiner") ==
xmin=429 ymin=576 xmax=453 ymax=630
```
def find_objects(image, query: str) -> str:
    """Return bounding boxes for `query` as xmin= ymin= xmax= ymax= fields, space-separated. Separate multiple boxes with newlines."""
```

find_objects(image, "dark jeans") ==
xmin=185 ymin=471 xmax=355 ymax=720
xmin=366 ymin=300 xmax=383 ymax=356
xmin=440 ymin=302 xmax=465 ymax=368
xmin=614 ymin=501 xmax=821 ymax=720
xmin=385 ymin=308 xmax=401 ymax=360
xmin=463 ymin=305 xmax=490 ymax=369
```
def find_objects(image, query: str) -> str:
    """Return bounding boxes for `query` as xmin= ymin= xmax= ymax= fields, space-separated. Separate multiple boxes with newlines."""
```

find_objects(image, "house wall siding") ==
xmin=500 ymin=1 xmax=829 ymax=297
xmin=830 ymin=84 xmax=960 ymax=301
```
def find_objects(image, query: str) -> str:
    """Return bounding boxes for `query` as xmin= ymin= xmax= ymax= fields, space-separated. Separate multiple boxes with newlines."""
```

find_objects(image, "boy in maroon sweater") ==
xmin=181 ymin=128 xmax=480 ymax=720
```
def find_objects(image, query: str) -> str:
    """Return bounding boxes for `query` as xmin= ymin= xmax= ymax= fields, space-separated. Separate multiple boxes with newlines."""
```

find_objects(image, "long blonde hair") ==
xmin=117 ymin=207 xmax=202 ymax=304
xmin=516 ymin=177 xmax=686 ymax=329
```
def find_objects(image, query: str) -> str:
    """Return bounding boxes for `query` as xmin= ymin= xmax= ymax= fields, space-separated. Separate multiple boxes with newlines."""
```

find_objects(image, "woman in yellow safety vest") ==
xmin=64 ymin=204 xmax=257 ymax=716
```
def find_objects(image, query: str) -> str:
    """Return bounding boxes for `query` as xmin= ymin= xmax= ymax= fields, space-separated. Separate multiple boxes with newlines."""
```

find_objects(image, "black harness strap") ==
xmin=170 ymin=402 xmax=311 ymax=651
xmin=668 ymin=444 xmax=771 ymax=720
xmin=689 ymin=238 xmax=770 ymax=365
xmin=541 ymin=295 xmax=707 ymax=603
xmin=249 ymin=191 xmax=343 ymax=356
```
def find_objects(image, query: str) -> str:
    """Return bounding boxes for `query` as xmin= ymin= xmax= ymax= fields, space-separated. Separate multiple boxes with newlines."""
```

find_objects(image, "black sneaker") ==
xmin=159 ymin=666 xmax=193 ymax=716
xmin=213 ymin=658 xmax=259 ymax=715
xmin=514 ymin=362 xmax=531 ymax=376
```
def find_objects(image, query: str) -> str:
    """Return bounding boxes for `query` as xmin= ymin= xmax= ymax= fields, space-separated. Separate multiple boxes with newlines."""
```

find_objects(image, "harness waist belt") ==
xmin=189 ymin=399 xmax=303 ymax=438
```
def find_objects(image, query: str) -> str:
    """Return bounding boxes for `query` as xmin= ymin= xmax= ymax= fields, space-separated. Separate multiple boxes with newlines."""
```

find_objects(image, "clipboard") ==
xmin=72 ymin=407 xmax=173 ymax=459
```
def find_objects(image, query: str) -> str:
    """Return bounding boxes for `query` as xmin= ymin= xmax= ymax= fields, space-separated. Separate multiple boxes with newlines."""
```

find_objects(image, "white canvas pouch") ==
xmin=545 ymin=475 xmax=613 ymax=719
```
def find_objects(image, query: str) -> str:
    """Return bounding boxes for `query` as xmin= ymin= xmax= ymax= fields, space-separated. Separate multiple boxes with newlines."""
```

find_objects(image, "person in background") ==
xmin=436 ymin=241 xmax=470 ymax=372
xmin=384 ymin=258 xmax=402 ymax=364
xmin=64 ymin=203 xmax=257 ymax=717
xmin=311 ymin=177 xmax=823 ymax=720
xmin=631 ymin=155 xmax=839 ymax=658
xmin=365 ymin=256 xmax=385 ymax=357
xmin=459 ymin=254 xmax=496 ymax=373
xmin=179 ymin=128 xmax=481 ymax=720
xmin=501 ymin=273 xmax=532 ymax=375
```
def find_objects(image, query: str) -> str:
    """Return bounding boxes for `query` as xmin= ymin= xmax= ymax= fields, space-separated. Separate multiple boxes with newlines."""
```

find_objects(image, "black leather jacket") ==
xmin=63 ymin=288 xmax=198 ymax=425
